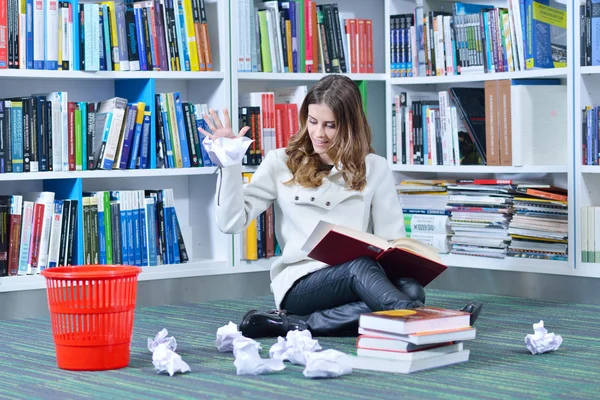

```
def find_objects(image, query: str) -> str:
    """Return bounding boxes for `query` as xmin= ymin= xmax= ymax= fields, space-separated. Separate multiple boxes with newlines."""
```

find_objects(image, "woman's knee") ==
xmin=347 ymin=256 xmax=384 ymax=276
xmin=392 ymin=278 xmax=426 ymax=304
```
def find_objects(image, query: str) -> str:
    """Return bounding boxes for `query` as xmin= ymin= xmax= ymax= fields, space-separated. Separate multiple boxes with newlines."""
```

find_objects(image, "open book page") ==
xmin=301 ymin=220 xmax=390 ymax=253
xmin=390 ymin=238 xmax=442 ymax=263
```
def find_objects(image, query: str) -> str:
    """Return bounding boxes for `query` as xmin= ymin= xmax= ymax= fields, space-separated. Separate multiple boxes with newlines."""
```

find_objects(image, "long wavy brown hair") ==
xmin=285 ymin=75 xmax=374 ymax=191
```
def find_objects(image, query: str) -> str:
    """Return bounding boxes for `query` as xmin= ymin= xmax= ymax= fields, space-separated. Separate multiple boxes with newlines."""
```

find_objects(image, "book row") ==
xmin=582 ymin=105 xmax=600 ymax=166
xmin=392 ymin=80 xmax=567 ymax=167
xmin=0 ymin=0 xmax=213 ymax=71
xmin=0 ymin=192 xmax=76 ymax=277
xmin=0 ymin=91 xmax=221 ymax=174
xmin=236 ymin=0 xmax=373 ymax=74
xmin=581 ymin=206 xmax=600 ymax=263
xmin=81 ymin=189 xmax=188 ymax=268
xmin=240 ymin=179 xmax=280 ymax=261
xmin=398 ymin=179 xmax=568 ymax=261
xmin=390 ymin=0 xmax=566 ymax=78
xmin=0 ymin=187 xmax=188 ymax=277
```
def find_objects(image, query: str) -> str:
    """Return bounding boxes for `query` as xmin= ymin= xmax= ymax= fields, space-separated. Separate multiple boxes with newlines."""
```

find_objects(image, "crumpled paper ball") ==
xmin=269 ymin=329 xmax=322 ymax=365
xmin=232 ymin=336 xmax=286 ymax=375
xmin=215 ymin=321 xmax=243 ymax=352
xmin=148 ymin=328 xmax=191 ymax=376
xmin=303 ymin=349 xmax=353 ymax=379
xmin=524 ymin=320 xmax=563 ymax=355
xmin=202 ymin=136 xmax=253 ymax=167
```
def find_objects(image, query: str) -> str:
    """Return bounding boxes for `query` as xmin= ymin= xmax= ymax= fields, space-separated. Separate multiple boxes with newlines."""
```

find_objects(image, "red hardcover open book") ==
xmin=301 ymin=221 xmax=447 ymax=287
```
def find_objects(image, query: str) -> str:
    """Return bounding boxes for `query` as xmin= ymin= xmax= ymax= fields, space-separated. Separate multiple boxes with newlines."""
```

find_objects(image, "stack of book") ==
xmin=397 ymin=180 xmax=452 ymax=253
xmin=446 ymin=179 xmax=515 ymax=258
xmin=345 ymin=307 xmax=475 ymax=374
xmin=507 ymin=184 xmax=568 ymax=261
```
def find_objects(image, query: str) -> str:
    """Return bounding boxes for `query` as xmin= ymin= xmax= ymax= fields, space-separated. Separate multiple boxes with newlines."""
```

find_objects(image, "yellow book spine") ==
xmin=166 ymin=93 xmax=183 ymax=168
xmin=101 ymin=1 xmax=121 ymax=70
xmin=183 ymin=0 xmax=199 ymax=71
xmin=286 ymin=19 xmax=292 ymax=72
xmin=242 ymin=173 xmax=258 ymax=260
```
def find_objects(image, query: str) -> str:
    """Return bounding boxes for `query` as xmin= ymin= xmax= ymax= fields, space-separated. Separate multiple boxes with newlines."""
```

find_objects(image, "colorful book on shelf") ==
xmin=301 ymin=220 xmax=447 ymax=287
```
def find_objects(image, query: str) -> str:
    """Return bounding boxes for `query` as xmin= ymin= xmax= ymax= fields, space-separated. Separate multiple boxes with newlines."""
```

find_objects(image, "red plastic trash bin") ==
xmin=41 ymin=265 xmax=142 ymax=371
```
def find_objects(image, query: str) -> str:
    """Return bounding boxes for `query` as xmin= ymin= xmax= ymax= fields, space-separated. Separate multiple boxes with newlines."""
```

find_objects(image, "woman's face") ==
xmin=307 ymin=103 xmax=337 ymax=165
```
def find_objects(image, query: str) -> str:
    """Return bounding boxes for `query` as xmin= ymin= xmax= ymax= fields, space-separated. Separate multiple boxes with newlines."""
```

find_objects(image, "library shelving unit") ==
xmin=3 ymin=0 xmax=596 ymax=302
xmin=0 ymin=0 xmax=273 ymax=296
xmin=574 ymin=3 xmax=600 ymax=279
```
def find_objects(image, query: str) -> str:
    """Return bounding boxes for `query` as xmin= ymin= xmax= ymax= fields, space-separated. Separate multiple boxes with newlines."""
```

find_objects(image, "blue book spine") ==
xmin=118 ymin=104 xmax=137 ymax=169
xmin=102 ymin=4 xmax=112 ymax=70
xmin=592 ymin=0 xmax=600 ymax=65
xmin=290 ymin=1 xmax=297 ymax=73
xmin=587 ymin=108 xmax=594 ymax=166
xmin=26 ymin=0 xmax=34 ymax=69
xmin=134 ymin=7 xmax=147 ymax=70
xmin=140 ymin=112 xmax=151 ymax=168
xmin=80 ymin=102 xmax=87 ymax=171
xmin=170 ymin=203 xmax=180 ymax=263
xmin=145 ymin=199 xmax=158 ymax=266
xmin=173 ymin=92 xmax=191 ymax=168
xmin=126 ymin=192 xmax=135 ymax=265
xmin=196 ymin=117 xmax=213 ymax=167
xmin=10 ymin=103 xmax=23 ymax=172
xmin=17 ymin=202 xmax=34 ymax=275
xmin=174 ymin=0 xmax=189 ymax=71
xmin=132 ymin=195 xmax=142 ymax=266
xmin=162 ymin=190 xmax=172 ymax=264
xmin=128 ymin=113 xmax=144 ymax=169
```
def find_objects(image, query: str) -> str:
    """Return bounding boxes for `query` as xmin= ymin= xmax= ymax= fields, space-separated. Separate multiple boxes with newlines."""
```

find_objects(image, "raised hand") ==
xmin=198 ymin=108 xmax=250 ymax=141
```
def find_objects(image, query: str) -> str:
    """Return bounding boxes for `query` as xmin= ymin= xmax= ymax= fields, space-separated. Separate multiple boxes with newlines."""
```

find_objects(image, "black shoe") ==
xmin=239 ymin=309 xmax=309 ymax=338
xmin=460 ymin=301 xmax=483 ymax=326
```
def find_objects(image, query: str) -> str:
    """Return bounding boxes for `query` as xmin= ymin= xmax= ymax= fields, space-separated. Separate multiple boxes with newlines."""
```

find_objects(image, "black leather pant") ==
xmin=280 ymin=256 xmax=426 ymax=336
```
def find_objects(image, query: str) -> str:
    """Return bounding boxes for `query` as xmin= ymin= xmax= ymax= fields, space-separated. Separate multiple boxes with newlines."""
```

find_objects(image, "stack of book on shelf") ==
xmin=396 ymin=180 xmax=452 ymax=254
xmin=447 ymin=179 xmax=514 ymax=259
xmin=345 ymin=307 xmax=475 ymax=374
xmin=0 ymin=192 xmax=78 ymax=277
xmin=507 ymin=184 xmax=568 ymax=261
xmin=393 ymin=80 xmax=568 ymax=168
xmin=0 ymin=94 xmax=159 ymax=173
xmin=389 ymin=0 xmax=566 ymax=77
xmin=81 ymin=188 xmax=188 ymax=268
xmin=236 ymin=1 xmax=372 ymax=74
xmin=0 ymin=0 xmax=213 ymax=72
xmin=155 ymin=92 xmax=216 ymax=169
xmin=240 ymin=173 xmax=280 ymax=261
xmin=239 ymin=86 xmax=306 ymax=165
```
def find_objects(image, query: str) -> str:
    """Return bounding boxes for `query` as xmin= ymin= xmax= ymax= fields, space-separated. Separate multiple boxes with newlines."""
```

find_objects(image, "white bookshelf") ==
xmin=2 ymin=0 xmax=596 ymax=294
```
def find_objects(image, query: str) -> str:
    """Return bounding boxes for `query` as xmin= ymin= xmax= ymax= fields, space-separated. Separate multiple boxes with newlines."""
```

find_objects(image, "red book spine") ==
xmin=456 ymin=179 xmax=512 ymax=185
xmin=7 ymin=212 xmax=21 ymax=276
xmin=274 ymin=104 xmax=285 ymax=148
xmin=68 ymin=102 xmax=76 ymax=171
xmin=348 ymin=19 xmax=357 ymax=73
xmin=28 ymin=203 xmax=45 ymax=271
xmin=365 ymin=19 xmax=373 ymax=73
xmin=357 ymin=19 xmax=366 ymax=73
xmin=0 ymin=0 xmax=7 ymax=68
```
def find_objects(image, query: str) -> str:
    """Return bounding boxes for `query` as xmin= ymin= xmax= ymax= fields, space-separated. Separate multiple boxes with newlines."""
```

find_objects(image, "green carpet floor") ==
xmin=0 ymin=289 xmax=599 ymax=400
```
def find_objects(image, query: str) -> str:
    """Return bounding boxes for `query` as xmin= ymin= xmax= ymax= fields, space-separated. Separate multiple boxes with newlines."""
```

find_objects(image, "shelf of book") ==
xmin=0 ymin=71 xmax=226 ymax=81
xmin=391 ymin=165 xmax=570 ymax=174
xmin=237 ymin=73 xmax=388 ymax=82
xmin=441 ymin=254 xmax=569 ymax=274
xmin=0 ymin=260 xmax=271 ymax=293
xmin=0 ymin=169 xmax=227 ymax=181
xmin=390 ymin=68 xmax=568 ymax=86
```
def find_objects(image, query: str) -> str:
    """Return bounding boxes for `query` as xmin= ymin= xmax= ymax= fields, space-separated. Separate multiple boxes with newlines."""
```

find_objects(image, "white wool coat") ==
xmin=215 ymin=148 xmax=406 ymax=309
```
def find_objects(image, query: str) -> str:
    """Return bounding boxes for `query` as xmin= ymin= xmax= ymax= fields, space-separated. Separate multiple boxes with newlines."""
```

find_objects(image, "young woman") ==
xmin=200 ymin=75 xmax=482 ymax=338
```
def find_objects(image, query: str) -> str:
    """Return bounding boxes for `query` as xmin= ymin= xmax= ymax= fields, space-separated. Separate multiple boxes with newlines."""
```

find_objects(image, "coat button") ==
xmin=326 ymin=201 xmax=331 ymax=206
xmin=294 ymin=196 xmax=299 ymax=200
xmin=310 ymin=197 xmax=315 ymax=201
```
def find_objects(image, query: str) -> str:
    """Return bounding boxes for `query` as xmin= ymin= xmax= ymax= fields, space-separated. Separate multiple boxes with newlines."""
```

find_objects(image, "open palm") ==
xmin=198 ymin=108 xmax=250 ymax=141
